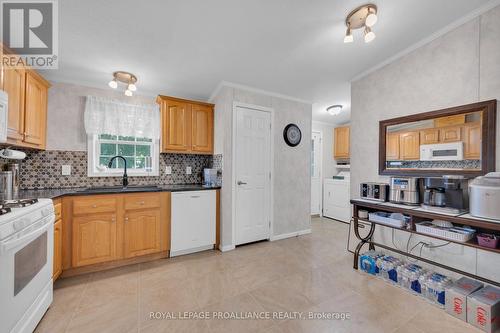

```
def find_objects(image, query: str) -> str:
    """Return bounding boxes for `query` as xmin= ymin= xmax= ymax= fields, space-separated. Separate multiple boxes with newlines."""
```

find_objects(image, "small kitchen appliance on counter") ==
xmin=389 ymin=177 xmax=419 ymax=206
xmin=203 ymin=168 xmax=218 ymax=187
xmin=360 ymin=182 xmax=389 ymax=202
xmin=421 ymin=176 xmax=469 ymax=214
xmin=470 ymin=172 xmax=500 ymax=221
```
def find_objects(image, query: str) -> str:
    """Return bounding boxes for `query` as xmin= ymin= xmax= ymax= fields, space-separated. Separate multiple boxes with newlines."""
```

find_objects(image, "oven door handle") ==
xmin=0 ymin=215 xmax=53 ymax=253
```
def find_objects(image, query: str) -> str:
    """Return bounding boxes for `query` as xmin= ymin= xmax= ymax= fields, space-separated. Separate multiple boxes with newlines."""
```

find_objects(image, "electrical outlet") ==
xmin=165 ymin=166 xmax=172 ymax=175
xmin=186 ymin=166 xmax=192 ymax=175
xmin=61 ymin=165 xmax=71 ymax=176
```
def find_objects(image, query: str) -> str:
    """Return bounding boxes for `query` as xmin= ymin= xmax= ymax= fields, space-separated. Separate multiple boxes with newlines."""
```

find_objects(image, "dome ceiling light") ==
xmin=327 ymin=105 xmax=343 ymax=116
xmin=108 ymin=71 xmax=138 ymax=96
xmin=343 ymin=4 xmax=378 ymax=44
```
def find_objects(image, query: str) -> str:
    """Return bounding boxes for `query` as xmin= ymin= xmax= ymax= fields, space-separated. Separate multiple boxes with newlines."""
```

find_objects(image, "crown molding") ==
xmin=351 ymin=0 xmax=500 ymax=82
xmin=209 ymin=80 xmax=312 ymax=105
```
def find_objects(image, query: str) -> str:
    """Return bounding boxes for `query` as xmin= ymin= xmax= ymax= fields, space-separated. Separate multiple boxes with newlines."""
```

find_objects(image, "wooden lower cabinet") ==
xmin=53 ymin=219 xmax=63 ymax=280
xmin=63 ymin=192 xmax=171 ymax=275
xmin=123 ymin=208 xmax=161 ymax=258
xmin=72 ymin=213 xmax=117 ymax=267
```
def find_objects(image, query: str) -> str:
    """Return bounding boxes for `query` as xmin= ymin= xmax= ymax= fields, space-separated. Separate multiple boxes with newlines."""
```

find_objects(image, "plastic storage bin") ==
xmin=369 ymin=212 xmax=410 ymax=228
xmin=476 ymin=233 xmax=499 ymax=249
xmin=415 ymin=222 xmax=476 ymax=242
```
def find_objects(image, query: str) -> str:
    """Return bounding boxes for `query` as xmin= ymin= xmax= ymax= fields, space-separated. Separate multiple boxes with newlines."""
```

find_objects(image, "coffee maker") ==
xmin=421 ymin=176 xmax=469 ymax=214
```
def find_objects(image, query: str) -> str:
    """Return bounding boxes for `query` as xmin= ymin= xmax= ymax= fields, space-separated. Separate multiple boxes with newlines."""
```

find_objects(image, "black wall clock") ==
xmin=283 ymin=123 xmax=302 ymax=147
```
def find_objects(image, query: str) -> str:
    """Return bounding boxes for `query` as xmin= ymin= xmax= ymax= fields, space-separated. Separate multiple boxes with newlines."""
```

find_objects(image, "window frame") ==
xmin=87 ymin=134 xmax=160 ymax=177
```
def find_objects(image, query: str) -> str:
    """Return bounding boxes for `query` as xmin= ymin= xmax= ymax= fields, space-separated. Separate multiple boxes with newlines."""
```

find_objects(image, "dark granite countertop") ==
xmin=2 ymin=184 xmax=221 ymax=200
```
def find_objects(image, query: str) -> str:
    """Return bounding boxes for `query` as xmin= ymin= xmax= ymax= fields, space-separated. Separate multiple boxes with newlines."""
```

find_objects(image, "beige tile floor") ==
xmin=35 ymin=217 xmax=479 ymax=333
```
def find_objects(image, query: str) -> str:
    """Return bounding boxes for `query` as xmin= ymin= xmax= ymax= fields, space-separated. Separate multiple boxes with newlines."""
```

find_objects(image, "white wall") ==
xmin=213 ymin=85 xmax=312 ymax=247
xmin=350 ymin=5 xmax=500 ymax=282
xmin=311 ymin=121 xmax=336 ymax=180
xmin=46 ymin=82 xmax=155 ymax=151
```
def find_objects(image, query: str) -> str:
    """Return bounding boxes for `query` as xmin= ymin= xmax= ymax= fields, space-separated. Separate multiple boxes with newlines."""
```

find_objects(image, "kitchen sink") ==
xmin=76 ymin=186 xmax=161 ymax=194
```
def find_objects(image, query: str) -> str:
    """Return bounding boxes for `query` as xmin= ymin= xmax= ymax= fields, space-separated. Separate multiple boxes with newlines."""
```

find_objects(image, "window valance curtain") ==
xmin=84 ymin=96 xmax=160 ymax=140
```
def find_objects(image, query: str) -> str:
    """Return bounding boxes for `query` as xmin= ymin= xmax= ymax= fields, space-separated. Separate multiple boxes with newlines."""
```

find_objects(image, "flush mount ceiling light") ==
xmin=343 ymin=4 xmax=378 ymax=43
xmin=327 ymin=105 xmax=343 ymax=116
xmin=108 ymin=71 xmax=138 ymax=96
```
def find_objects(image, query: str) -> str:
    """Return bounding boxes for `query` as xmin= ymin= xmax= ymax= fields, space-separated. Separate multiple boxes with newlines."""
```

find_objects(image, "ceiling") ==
xmin=42 ymin=0 xmax=494 ymax=125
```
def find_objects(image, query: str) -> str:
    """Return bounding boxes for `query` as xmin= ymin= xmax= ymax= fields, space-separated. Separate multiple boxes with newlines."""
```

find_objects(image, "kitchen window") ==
xmin=87 ymin=133 xmax=159 ymax=177
xmin=84 ymin=96 xmax=160 ymax=177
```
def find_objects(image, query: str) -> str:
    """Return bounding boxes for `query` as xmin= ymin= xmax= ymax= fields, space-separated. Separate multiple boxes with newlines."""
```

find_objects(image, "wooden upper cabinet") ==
xmin=1 ymin=45 xmax=50 ymax=149
xmin=191 ymin=104 xmax=214 ymax=153
xmin=123 ymin=208 xmax=161 ymax=258
xmin=386 ymin=133 xmax=400 ymax=161
xmin=439 ymin=125 xmax=462 ymax=143
xmin=162 ymin=99 xmax=191 ymax=152
xmin=3 ymin=66 xmax=25 ymax=141
xmin=24 ymin=71 xmax=49 ymax=147
xmin=334 ymin=126 xmax=350 ymax=159
xmin=158 ymin=95 xmax=214 ymax=154
xmin=399 ymin=131 xmax=420 ymax=160
xmin=434 ymin=114 xmax=465 ymax=127
xmin=72 ymin=213 xmax=117 ymax=267
xmin=420 ymin=128 xmax=440 ymax=145
xmin=464 ymin=122 xmax=481 ymax=159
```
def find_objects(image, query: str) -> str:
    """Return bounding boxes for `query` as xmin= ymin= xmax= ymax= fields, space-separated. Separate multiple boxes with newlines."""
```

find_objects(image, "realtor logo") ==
xmin=1 ymin=0 xmax=58 ymax=69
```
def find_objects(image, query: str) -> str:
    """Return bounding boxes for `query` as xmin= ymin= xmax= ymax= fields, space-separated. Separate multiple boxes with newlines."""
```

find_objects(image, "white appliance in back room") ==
xmin=0 ymin=199 xmax=55 ymax=333
xmin=323 ymin=171 xmax=351 ymax=223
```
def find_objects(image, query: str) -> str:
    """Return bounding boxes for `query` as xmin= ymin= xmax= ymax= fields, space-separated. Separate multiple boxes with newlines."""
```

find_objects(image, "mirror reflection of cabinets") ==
xmin=380 ymin=100 xmax=496 ymax=177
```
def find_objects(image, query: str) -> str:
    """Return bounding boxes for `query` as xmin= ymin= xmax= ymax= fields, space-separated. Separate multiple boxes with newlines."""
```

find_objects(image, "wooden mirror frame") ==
xmin=379 ymin=100 xmax=497 ymax=177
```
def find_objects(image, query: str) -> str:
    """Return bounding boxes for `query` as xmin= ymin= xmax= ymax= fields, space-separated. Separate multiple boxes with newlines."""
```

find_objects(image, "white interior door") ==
xmin=235 ymin=106 xmax=271 ymax=245
xmin=311 ymin=131 xmax=322 ymax=215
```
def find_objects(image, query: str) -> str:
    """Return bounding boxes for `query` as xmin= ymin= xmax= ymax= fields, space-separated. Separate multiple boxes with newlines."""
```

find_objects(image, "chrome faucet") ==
xmin=108 ymin=155 xmax=128 ymax=188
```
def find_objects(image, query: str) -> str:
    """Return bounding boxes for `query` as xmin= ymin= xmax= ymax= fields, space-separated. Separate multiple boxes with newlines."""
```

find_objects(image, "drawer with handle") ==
xmin=124 ymin=194 xmax=161 ymax=210
xmin=73 ymin=196 xmax=117 ymax=215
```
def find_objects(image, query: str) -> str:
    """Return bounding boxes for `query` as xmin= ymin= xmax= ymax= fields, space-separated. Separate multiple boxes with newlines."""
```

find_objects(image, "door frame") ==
xmin=311 ymin=130 xmax=323 ymax=216
xmin=231 ymin=102 xmax=275 ymax=247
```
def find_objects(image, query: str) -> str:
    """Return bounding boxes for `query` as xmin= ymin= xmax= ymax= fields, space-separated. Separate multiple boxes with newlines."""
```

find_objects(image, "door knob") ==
xmin=237 ymin=181 xmax=247 ymax=185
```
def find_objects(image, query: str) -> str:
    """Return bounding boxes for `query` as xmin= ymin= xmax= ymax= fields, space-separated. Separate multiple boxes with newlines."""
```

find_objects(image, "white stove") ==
xmin=0 ymin=198 xmax=54 ymax=333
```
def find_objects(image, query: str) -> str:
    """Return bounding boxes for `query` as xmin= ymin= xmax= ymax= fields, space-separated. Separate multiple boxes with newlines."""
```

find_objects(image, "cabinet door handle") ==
xmin=237 ymin=181 xmax=247 ymax=185
xmin=111 ymin=217 xmax=116 ymax=222
xmin=190 ymin=195 xmax=200 ymax=198
xmin=124 ymin=217 xmax=129 ymax=222
xmin=138 ymin=201 xmax=145 ymax=205
xmin=92 ymin=204 xmax=97 ymax=208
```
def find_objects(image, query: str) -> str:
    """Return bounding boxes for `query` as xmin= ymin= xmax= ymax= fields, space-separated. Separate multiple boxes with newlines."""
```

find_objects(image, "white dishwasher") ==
xmin=171 ymin=190 xmax=216 ymax=257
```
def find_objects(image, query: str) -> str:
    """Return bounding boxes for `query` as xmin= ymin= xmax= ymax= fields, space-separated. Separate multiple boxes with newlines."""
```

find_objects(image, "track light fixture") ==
xmin=108 ymin=71 xmax=138 ymax=96
xmin=344 ymin=4 xmax=378 ymax=44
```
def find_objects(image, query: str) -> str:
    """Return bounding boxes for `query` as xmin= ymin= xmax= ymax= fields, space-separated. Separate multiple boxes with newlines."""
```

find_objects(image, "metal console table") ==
xmin=350 ymin=199 xmax=500 ymax=287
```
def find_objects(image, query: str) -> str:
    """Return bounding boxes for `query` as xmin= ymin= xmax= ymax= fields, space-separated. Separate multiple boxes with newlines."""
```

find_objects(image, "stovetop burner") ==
xmin=0 ymin=198 xmax=39 ymax=212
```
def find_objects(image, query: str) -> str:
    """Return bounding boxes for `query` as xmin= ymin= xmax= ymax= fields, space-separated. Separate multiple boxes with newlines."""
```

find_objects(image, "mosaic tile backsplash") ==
xmin=386 ymin=159 xmax=481 ymax=169
xmin=6 ymin=150 xmax=223 ymax=190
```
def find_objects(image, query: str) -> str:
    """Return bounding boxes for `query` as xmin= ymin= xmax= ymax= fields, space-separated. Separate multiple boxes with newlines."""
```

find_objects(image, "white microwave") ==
xmin=0 ymin=90 xmax=8 ymax=143
xmin=420 ymin=142 xmax=464 ymax=161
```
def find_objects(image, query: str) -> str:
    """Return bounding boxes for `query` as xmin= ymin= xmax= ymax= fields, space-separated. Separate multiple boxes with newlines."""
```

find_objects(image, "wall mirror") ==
xmin=379 ymin=100 xmax=497 ymax=177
